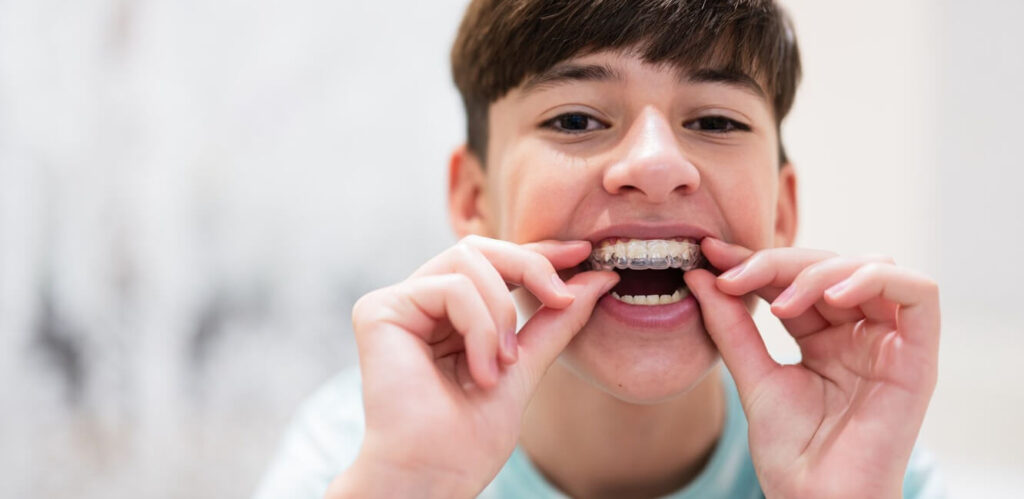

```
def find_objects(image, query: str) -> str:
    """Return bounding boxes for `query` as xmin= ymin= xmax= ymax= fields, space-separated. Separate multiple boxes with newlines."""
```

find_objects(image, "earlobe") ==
xmin=448 ymin=144 xmax=490 ymax=238
xmin=774 ymin=163 xmax=798 ymax=247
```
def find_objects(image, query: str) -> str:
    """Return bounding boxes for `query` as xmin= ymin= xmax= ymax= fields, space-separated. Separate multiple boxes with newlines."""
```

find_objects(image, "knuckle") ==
xmin=860 ymin=262 xmax=888 ymax=278
xmin=749 ymin=247 xmax=787 ymax=268
xmin=863 ymin=252 xmax=896 ymax=264
xmin=800 ymin=261 xmax=829 ymax=282
xmin=527 ymin=251 xmax=555 ymax=274
xmin=747 ymin=250 xmax=772 ymax=267
xmin=452 ymin=240 xmax=479 ymax=260
xmin=458 ymin=234 xmax=487 ymax=248
xmin=351 ymin=288 xmax=387 ymax=332
xmin=799 ymin=257 xmax=840 ymax=283
xmin=448 ymin=273 xmax=475 ymax=292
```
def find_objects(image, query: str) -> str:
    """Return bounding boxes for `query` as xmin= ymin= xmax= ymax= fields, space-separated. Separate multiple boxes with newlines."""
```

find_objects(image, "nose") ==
xmin=603 ymin=107 xmax=701 ymax=202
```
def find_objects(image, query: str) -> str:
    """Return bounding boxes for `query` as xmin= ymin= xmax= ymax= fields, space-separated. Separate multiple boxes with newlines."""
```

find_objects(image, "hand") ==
xmin=328 ymin=236 xmax=619 ymax=499
xmin=684 ymin=238 xmax=940 ymax=499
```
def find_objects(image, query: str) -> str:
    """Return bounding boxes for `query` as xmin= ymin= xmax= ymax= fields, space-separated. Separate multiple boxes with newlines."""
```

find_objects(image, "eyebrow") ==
xmin=519 ymin=63 xmax=623 ymax=95
xmin=686 ymin=68 xmax=767 ymax=99
xmin=518 ymin=62 xmax=767 ymax=100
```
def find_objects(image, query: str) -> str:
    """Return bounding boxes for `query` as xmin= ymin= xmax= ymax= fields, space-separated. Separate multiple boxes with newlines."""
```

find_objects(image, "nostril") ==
xmin=606 ymin=183 xmax=641 ymax=196
xmin=675 ymin=183 xmax=697 ymax=194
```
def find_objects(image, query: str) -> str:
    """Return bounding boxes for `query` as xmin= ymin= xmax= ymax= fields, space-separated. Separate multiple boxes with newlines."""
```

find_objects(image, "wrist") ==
xmin=324 ymin=453 xmax=478 ymax=499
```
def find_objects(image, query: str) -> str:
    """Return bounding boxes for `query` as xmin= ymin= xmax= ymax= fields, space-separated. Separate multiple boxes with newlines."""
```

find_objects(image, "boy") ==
xmin=255 ymin=1 xmax=942 ymax=497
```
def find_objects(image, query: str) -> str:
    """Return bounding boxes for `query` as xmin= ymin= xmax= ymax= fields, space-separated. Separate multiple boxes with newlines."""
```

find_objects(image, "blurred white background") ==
xmin=0 ymin=0 xmax=1021 ymax=497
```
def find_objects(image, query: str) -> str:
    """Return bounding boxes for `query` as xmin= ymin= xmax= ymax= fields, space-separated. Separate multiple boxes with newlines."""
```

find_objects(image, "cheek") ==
xmin=495 ymin=148 xmax=590 ymax=242
xmin=711 ymin=158 xmax=778 ymax=248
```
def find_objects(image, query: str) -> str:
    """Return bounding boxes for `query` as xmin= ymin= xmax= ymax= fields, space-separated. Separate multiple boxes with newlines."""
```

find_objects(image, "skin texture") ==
xmin=327 ymin=49 xmax=939 ymax=499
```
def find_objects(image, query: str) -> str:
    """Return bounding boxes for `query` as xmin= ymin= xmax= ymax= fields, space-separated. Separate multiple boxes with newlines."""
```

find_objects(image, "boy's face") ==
xmin=450 ymin=49 xmax=797 ymax=403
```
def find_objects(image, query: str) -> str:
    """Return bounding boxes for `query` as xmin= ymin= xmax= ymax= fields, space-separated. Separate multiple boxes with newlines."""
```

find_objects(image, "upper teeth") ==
xmin=589 ymin=238 xmax=702 ymax=271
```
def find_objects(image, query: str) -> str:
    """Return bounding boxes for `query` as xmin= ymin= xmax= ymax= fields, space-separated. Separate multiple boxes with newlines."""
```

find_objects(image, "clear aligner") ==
xmin=589 ymin=239 xmax=703 ymax=271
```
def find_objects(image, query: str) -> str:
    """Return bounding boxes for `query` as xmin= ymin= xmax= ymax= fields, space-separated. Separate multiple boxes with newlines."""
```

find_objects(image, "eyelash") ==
xmin=684 ymin=116 xmax=752 ymax=133
xmin=540 ymin=112 xmax=751 ymax=134
xmin=540 ymin=113 xmax=608 ymax=134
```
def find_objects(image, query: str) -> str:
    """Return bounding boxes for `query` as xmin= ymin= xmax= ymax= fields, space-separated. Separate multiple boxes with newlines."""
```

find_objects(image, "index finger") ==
xmin=702 ymin=238 xmax=833 ymax=337
xmin=472 ymin=237 xmax=590 ymax=308
xmin=414 ymin=235 xmax=590 ymax=309
xmin=707 ymin=239 xmax=836 ymax=299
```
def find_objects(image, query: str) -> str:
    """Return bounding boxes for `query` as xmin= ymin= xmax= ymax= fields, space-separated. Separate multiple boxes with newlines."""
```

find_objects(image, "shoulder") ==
xmin=251 ymin=366 xmax=366 ymax=499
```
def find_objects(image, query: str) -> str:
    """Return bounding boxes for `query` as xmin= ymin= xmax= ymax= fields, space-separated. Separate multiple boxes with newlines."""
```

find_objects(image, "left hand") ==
xmin=683 ymin=238 xmax=940 ymax=499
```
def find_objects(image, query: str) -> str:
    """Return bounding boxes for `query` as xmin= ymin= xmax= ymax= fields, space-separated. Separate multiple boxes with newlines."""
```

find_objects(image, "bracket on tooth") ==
xmin=589 ymin=239 xmax=703 ymax=271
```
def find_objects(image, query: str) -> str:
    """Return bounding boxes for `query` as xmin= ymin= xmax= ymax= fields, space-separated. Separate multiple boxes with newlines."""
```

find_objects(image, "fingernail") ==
xmin=550 ymin=274 xmax=573 ymax=297
xmin=720 ymin=264 xmax=746 ymax=281
xmin=774 ymin=285 xmax=797 ymax=306
xmin=503 ymin=328 xmax=518 ymax=361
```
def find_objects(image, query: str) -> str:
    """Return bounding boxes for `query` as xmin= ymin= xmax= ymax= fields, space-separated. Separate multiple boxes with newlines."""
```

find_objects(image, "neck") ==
xmin=519 ymin=362 xmax=725 ymax=499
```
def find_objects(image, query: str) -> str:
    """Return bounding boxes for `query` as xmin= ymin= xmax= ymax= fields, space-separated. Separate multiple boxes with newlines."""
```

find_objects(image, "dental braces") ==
xmin=588 ymin=240 xmax=703 ymax=271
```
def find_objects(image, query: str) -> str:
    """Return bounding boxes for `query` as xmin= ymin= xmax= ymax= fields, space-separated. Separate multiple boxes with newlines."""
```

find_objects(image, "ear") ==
xmin=448 ymin=144 xmax=492 ymax=238
xmin=774 ymin=162 xmax=798 ymax=247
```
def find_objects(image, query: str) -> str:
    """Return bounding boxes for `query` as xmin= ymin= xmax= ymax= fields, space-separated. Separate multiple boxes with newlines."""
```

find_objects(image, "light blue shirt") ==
xmin=253 ymin=366 xmax=943 ymax=498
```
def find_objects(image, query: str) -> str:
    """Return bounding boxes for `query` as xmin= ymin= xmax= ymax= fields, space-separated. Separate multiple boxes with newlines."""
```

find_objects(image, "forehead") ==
xmin=514 ymin=50 xmax=769 ymax=103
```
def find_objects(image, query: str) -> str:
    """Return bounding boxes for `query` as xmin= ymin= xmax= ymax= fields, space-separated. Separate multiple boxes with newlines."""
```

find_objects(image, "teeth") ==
xmin=589 ymin=238 xmax=702 ymax=271
xmin=612 ymin=242 xmax=628 ymax=267
xmin=647 ymin=240 xmax=670 ymax=270
xmin=610 ymin=287 xmax=690 ymax=306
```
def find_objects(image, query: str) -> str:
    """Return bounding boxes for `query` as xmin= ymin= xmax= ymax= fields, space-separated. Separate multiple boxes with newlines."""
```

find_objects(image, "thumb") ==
xmin=684 ymin=268 xmax=778 ymax=402
xmin=514 ymin=270 xmax=619 ymax=392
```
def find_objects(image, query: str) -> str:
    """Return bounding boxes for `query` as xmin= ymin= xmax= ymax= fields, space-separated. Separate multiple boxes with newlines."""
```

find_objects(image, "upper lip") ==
xmin=582 ymin=222 xmax=716 ymax=246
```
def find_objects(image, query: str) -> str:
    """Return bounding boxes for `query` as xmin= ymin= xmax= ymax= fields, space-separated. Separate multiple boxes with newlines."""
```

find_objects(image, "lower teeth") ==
xmin=610 ymin=287 xmax=690 ymax=305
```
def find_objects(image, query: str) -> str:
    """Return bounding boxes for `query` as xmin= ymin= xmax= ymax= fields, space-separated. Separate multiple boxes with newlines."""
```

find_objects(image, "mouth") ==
xmin=586 ymin=237 xmax=706 ymax=306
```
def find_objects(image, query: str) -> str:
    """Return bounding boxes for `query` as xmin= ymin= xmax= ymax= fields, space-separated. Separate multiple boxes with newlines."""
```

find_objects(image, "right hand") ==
xmin=327 ymin=235 xmax=620 ymax=498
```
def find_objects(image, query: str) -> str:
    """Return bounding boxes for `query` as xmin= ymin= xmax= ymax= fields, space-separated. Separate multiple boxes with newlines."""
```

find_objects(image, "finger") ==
xmin=391 ymin=274 xmax=501 ymax=388
xmin=520 ymin=239 xmax=593 ymax=269
xmin=857 ymin=295 xmax=900 ymax=324
xmin=700 ymin=237 xmax=754 ymax=274
xmin=415 ymin=236 xmax=586 ymax=310
xmin=515 ymin=270 xmax=619 ymax=392
xmin=410 ymin=243 xmax=519 ymax=363
xmin=770 ymin=255 xmax=895 ymax=325
xmin=711 ymin=244 xmax=835 ymax=337
xmin=823 ymin=264 xmax=941 ymax=350
xmin=429 ymin=332 xmax=466 ymax=359
xmin=684 ymin=268 xmax=778 ymax=401
xmin=466 ymin=236 xmax=586 ymax=308
xmin=715 ymin=246 xmax=838 ymax=298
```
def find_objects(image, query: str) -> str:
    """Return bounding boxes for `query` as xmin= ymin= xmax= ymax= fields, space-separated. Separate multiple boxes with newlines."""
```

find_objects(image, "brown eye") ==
xmin=684 ymin=116 xmax=750 ymax=133
xmin=543 ymin=113 xmax=607 ymax=133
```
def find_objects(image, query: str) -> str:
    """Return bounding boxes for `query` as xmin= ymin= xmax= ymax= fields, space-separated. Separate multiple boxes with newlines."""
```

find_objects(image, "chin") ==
xmin=557 ymin=318 xmax=721 ymax=405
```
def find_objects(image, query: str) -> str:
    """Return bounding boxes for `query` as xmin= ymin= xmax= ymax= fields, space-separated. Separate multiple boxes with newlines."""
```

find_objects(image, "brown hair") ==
xmin=450 ymin=0 xmax=801 ymax=165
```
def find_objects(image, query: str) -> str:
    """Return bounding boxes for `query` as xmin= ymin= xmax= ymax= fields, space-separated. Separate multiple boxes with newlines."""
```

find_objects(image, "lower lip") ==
xmin=596 ymin=292 xmax=700 ymax=330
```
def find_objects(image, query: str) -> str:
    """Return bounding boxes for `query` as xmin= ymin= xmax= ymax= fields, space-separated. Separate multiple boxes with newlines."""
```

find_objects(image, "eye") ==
xmin=541 ymin=112 xmax=608 ymax=134
xmin=684 ymin=116 xmax=751 ymax=133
